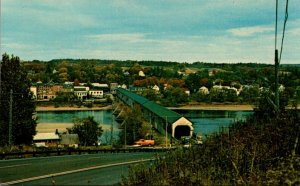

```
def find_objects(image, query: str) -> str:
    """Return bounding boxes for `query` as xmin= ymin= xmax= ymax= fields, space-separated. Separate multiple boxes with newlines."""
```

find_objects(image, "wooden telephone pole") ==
xmin=274 ymin=0 xmax=280 ymax=115
xmin=275 ymin=49 xmax=279 ymax=113
xmin=9 ymin=89 xmax=13 ymax=146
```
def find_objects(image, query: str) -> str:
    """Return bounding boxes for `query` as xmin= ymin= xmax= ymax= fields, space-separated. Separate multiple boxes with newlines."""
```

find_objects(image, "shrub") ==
xmin=122 ymin=108 xmax=299 ymax=185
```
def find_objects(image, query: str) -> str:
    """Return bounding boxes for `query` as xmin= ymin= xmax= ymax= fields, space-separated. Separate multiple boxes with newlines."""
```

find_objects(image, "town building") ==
xmin=74 ymin=86 xmax=89 ymax=100
xmin=36 ymin=83 xmax=63 ymax=100
xmin=33 ymin=133 xmax=60 ymax=147
xmin=30 ymin=86 xmax=37 ymax=99
xmin=89 ymin=88 xmax=104 ymax=98
xmin=199 ymin=86 xmax=209 ymax=94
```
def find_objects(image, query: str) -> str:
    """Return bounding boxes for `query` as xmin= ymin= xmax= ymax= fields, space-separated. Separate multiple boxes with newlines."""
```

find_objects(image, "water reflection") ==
xmin=174 ymin=110 xmax=253 ymax=137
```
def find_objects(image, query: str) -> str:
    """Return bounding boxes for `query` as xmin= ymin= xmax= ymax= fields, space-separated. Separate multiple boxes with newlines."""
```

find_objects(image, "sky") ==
xmin=1 ymin=0 xmax=299 ymax=64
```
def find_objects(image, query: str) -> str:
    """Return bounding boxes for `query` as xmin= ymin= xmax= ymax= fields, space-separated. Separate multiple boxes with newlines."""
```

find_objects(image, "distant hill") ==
xmin=24 ymin=58 xmax=281 ymax=70
xmin=282 ymin=64 xmax=300 ymax=68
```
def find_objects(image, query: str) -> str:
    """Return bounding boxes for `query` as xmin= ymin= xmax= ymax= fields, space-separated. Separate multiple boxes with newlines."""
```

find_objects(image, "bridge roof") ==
xmin=117 ymin=88 xmax=182 ymax=124
xmin=117 ymin=88 xmax=148 ymax=105
xmin=143 ymin=101 xmax=182 ymax=124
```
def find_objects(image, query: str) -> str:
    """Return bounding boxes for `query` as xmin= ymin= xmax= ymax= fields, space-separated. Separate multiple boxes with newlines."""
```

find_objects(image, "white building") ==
xmin=152 ymin=85 xmax=160 ymax=92
xmin=121 ymin=84 xmax=127 ymax=89
xmin=92 ymin=83 xmax=109 ymax=88
xmin=199 ymin=86 xmax=209 ymax=95
xmin=30 ymin=86 xmax=37 ymax=99
xmin=33 ymin=133 xmax=60 ymax=147
xmin=138 ymin=70 xmax=145 ymax=77
xmin=89 ymin=89 xmax=104 ymax=98
xmin=74 ymin=86 xmax=89 ymax=100
xmin=211 ymin=85 xmax=239 ymax=95
xmin=184 ymin=89 xmax=190 ymax=96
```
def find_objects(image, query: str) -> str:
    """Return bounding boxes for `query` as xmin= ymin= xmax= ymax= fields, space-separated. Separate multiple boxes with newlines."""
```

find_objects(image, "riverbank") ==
xmin=36 ymin=105 xmax=112 ymax=111
xmin=36 ymin=123 xmax=73 ymax=133
xmin=36 ymin=123 xmax=114 ymax=133
xmin=170 ymin=104 xmax=254 ymax=111
xmin=36 ymin=104 xmax=254 ymax=112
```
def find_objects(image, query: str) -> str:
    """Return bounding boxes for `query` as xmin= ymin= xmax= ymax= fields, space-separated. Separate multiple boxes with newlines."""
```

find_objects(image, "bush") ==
xmin=122 ymin=108 xmax=299 ymax=185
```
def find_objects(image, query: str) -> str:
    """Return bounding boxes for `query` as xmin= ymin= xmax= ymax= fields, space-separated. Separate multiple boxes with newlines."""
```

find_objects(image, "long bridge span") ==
xmin=114 ymin=88 xmax=193 ymax=140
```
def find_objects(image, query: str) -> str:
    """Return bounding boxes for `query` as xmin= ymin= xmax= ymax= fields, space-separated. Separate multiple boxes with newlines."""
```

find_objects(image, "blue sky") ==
xmin=1 ymin=0 xmax=299 ymax=64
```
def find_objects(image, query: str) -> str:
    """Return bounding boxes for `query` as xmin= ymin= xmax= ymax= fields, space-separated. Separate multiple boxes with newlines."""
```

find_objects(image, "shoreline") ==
xmin=36 ymin=104 xmax=254 ymax=112
xmin=36 ymin=105 xmax=113 ymax=111
xmin=170 ymin=104 xmax=254 ymax=111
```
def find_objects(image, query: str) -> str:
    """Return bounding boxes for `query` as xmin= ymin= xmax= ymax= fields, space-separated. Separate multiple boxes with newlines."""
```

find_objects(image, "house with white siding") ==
xmin=89 ymin=89 xmax=104 ymax=98
xmin=74 ymin=86 xmax=89 ymax=100
xmin=199 ymin=86 xmax=209 ymax=95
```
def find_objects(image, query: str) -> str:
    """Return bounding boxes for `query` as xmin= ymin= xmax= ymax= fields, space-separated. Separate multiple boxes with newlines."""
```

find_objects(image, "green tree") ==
xmin=185 ymin=72 xmax=208 ymax=93
xmin=0 ymin=53 xmax=37 ymax=146
xmin=141 ymin=89 xmax=158 ymax=101
xmin=119 ymin=105 xmax=149 ymax=145
xmin=239 ymin=85 xmax=260 ymax=103
xmin=193 ymin=91 xmax=210 ymax=103
xmin=223 ymin=89 xmax=238 ymax=102
xmin=209 ymin=88 xmax=224 ymax=102
xmin=69 ymin=116 xmax=103 ymax=146
xmin=161 ymin=87 xmax=189 ymax=106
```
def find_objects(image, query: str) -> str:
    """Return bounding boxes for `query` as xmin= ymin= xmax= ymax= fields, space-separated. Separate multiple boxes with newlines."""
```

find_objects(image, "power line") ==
xmin=275 ymin=0 xmax=278 ymax=50
xmin=279 ymin=0 xmax=289 ymax=64
xmin=274 ymin=0 xmax=289 ymax=112
xmin=275 ymin=0 xmax=289 ymax=64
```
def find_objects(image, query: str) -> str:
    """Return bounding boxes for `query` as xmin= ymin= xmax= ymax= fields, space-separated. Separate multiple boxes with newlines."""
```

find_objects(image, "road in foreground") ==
xmin=0 ymin=152 xmax=161 ymax=185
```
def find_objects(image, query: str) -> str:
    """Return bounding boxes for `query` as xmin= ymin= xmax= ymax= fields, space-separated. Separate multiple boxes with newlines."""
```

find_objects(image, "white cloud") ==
xmin=228 ymin=26 xmax=273 ymax=37
xmin=85 ymin=33 xmax=147 ymax=43
xmin=2 ymin=1 xmax=299 ymax=64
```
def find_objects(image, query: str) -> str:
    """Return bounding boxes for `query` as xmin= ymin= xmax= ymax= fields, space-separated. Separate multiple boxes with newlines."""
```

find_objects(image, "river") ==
xmin=37 ymin=109 xmax=253 ymax=143
xmin=175 ymin=110 xmax=253 ymax=137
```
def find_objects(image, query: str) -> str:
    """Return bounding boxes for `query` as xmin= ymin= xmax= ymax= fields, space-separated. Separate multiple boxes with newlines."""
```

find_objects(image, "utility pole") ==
xmin=274 ymin=0 xmax=280 ymax=115
xmin=275 ymin=49 xmax=279 ymax=112
xmin=124 ymin=120 xmax=127 ymax=148
xmin=9 ymin=89 xmax=13 ymax=146
xmin=0 ymin=60 xmax=2 ymax=109
xmin=110 ymin=103 xmax=114 ymax=145
xmin=165 ymin=116 xmax=168 ymax=148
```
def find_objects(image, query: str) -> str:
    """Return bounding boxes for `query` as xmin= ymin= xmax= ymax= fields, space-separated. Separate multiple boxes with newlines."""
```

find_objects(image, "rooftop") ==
xmin=33 ymin=133 xmax=60 ymax=141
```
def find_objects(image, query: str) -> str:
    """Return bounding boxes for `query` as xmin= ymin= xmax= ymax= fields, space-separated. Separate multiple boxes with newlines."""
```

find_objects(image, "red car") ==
xmin=134 ymin=139 xmax=155 ymax=146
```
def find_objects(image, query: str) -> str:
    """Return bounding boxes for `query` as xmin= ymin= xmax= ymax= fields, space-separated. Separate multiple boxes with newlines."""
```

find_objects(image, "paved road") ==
xmin=0 ymin=152 xmax=161 ymax=185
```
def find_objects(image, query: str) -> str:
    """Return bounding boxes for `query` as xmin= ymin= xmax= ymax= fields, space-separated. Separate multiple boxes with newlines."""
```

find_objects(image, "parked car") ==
xmin=134 ymin=139 xmax=155 ymax=146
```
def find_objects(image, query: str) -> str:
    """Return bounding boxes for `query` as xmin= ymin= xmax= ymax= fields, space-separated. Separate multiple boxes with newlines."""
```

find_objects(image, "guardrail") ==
xmin=0 ymin=147 xmax=173 ymax=160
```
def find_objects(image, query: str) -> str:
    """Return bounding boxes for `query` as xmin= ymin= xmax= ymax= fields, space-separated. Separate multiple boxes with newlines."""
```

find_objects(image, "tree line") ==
xmin=23 ymin=57 xmax=300 ymax=106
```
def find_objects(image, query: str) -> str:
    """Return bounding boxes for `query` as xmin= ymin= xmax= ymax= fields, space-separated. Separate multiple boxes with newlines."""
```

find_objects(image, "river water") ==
xmin=175 ymin=110 xmax=253 ymax=137
xmin=37 ymin=109 xmax=253 ymax=142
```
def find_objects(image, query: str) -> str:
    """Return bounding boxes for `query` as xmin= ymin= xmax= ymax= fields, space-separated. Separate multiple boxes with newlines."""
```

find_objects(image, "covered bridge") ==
xmin=116 ymin=88 xmax=193 ymax=139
